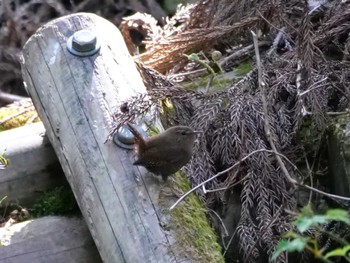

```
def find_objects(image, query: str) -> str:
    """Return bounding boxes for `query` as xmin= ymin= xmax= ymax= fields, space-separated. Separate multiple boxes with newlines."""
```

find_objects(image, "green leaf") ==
xmin=164 ymin=97 xmax=173 ymax=110
xmin=300 ymin=205 xmax=314 ymax=216
xmin=0 ymin=154 xmax=8 ymax=169
xmin=324 ymin=245 xmax=350 ymax=259
xmin=187 ymin=53 xmax=200 ymax=61
xmin=272 ymin=238 xmax=308 ymax=260
xmin=325 ymin=209 xmax=350 ymax=225
xmin=294 ymin=215 xmax=326 ymax=233
xmin=284 ymin=231 xmax=301 ymax=239
xmin=0 ymin=195 xmax=7 ymax=205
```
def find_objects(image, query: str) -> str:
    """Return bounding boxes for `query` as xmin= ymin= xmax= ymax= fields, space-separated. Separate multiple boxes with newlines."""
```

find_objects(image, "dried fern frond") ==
xmin=113 ymin=1 xmax=350 ymax=262
xmin=140 ymin=16 xmax=261 ymax=73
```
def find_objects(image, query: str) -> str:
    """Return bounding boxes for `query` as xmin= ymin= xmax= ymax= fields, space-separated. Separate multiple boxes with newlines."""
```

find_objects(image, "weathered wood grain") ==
xmin=21 ymin=13 xmax=181 ymax=262
xmin=0 ymin=216 xmax=102 ymax=263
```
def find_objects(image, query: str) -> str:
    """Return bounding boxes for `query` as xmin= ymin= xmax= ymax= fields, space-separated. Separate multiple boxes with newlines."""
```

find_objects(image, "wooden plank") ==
xmin=0 ymin=216 xmax=102 ymax=263
xmin=0 ymin=122 xmax=66 ymax=206
xmin=21 ymin=13 xmax=183 ymax=262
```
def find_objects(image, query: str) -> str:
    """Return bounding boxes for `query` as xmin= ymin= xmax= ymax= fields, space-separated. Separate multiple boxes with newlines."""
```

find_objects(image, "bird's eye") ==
xmin=181 ymin=131 xmax=187 ymax=135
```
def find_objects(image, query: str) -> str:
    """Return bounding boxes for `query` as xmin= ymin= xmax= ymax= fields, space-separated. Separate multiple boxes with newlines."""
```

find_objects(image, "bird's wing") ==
xmin=134 ymin=145 xmax=189 ymax=166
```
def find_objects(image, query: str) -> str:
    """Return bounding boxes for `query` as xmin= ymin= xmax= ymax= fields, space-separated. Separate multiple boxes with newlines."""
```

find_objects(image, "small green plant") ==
xmin=0 ymin=154 xmax=8 ymax=214
xmin=185 ymin=51 xmax=223 ymax=73
xmin=184 ymin=51 xmax=224 ymax=88
xmin=0 ymin=195 xmax=7 ymax=205
xmin=30 ymin=186 xmax=79 ymax=217
xmin=0 ymin=153 xmax=8 ymax=169
xmin=273 ymin=205 xmax=350 ymax=262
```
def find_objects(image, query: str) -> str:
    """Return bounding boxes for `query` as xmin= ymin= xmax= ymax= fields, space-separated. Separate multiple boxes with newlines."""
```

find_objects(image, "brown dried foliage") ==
xmin=0 ymin=0 xmax=165 ymax=98
xmin=3 ymin=0 xmax=350 ymax=261
xmin=117 ymin=0 xmax=350 ymax=262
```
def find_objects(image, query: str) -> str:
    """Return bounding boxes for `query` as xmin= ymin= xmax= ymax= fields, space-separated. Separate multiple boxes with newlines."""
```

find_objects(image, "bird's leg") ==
xmin=133 ymin=168 xmax=140 ymax=182
xmin=161 ymin=174 xmax=168 ymax=182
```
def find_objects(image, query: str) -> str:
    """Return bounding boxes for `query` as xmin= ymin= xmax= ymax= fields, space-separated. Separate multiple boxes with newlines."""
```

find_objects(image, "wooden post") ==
xmin=21 ymin=13 xmax=180 ymax=262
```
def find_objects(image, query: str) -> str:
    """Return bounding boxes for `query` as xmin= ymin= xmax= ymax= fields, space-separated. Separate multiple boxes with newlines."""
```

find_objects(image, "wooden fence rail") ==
xmin=21 ymin=13 xmax=184 ymax=263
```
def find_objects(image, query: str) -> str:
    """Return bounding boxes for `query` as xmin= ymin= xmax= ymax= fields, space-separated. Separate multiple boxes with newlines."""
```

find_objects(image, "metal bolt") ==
xmin=67 ymin=30 xmax=101 ymax=57
xmin=113 ymin=124 xmax=148 ymax=149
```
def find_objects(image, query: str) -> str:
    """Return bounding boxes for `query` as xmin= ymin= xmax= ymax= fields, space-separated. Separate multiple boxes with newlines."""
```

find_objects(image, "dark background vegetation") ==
xmin=0 ymin=0 xmax=192 ymax=105
xmin=2 ymin=0 xmax=350 ymax=262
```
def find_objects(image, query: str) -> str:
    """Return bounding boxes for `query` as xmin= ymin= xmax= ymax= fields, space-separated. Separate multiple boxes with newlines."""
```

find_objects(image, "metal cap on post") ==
xmin=67 ymin=29 xmax=101 ymax=57
xmin=113 ymin=124 xmax=148 ymax=149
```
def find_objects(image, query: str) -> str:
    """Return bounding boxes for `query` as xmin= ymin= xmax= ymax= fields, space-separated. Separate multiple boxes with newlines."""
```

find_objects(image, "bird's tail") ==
xmin=126 ymin=123 xmax=146 ymax=153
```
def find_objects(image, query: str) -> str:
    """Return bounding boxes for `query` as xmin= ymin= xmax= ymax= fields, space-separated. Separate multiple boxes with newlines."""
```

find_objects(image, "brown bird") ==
xmin=127 ymin=123 xmax=200 ymax=181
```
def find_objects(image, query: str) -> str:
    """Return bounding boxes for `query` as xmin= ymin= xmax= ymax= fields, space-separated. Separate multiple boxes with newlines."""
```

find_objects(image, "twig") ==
xmin=169 ymin=149 xmax=296 ymax=210
xmin=170 ymin=149 xmax=265 ymax=210
xmin=220 ymin=41 xmax=271 ymax=66
xmin=298 ymin=184 xmax=350 ymax=201
xmin=203 ymin=186 xmax=227 ymax=193
xmin=251 ymin=30 xmax=298 ymax=185
xmin=223 ymin=223 xmax=239 ymax=256
xmin=299 ymin=77 xmax=328 ymax=96
xmin=205 ymin=75 xmax=214 ymax=94
xmin=202 ymin=185 xmax=207 ymax=193
xmin=209 ymin=208 xmax=229 ymax=237
xmin=171 ymin=152 xmax=350 ymax=213
xmin=295 ymin=60 xmax=311 ymax=117
xmin=168 ymin=68 xmax=206 ymax=81
xmin=0 ymin=91 xmax=27 ymax=104
xmin=326 ymin=111 xmax=348 ymax=116
xmin=204 ymin=173 xmax=249 ymax=193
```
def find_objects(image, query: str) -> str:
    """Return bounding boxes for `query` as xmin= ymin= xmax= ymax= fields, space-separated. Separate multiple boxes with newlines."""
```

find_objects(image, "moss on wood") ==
xmin=0 ymin=99 xmax=39 ymax=132
xmin=164 ymin=172 xmax=224 ymax=263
